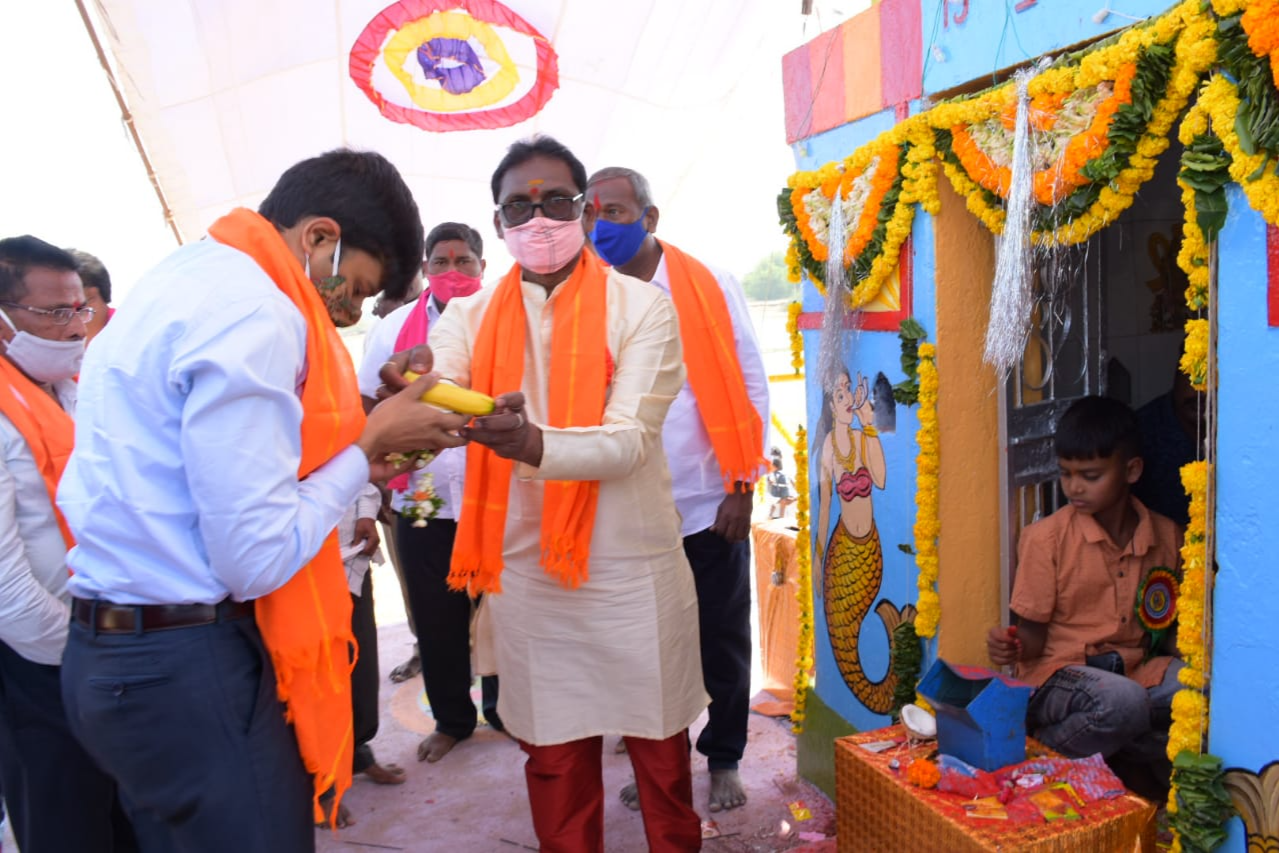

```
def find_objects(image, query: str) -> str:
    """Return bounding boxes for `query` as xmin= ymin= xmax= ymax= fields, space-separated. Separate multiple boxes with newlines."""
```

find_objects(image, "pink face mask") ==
xmin=428 ymin=269 xmax=482 ymax=304
xmin=501 ymin=216 xmax=586 ymax=275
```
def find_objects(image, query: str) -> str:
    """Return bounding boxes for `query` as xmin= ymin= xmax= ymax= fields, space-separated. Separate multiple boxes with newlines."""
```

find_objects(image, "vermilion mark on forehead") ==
xmin=527 ymin=178 xmax=544 ymax=198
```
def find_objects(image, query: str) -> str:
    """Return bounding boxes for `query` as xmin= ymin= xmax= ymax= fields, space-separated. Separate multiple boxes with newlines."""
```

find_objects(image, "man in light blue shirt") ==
xmin=57 ymin=150 xmax=468 ymax=853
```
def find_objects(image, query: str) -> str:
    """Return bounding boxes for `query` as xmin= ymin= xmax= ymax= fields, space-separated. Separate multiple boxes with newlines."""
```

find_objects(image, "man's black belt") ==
xmin=72 ymin=598 xmax=255 ymax=634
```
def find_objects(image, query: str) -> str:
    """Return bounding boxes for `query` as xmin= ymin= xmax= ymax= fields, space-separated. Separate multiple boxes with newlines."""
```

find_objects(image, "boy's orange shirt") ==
xmin=1010 ymin=496 xmax=1183 ymax=689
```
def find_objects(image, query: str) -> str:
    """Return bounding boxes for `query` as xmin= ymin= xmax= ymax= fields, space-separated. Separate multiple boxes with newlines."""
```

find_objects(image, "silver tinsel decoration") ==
xmin=983 ymin=68 xmax=1039 ymax=377
xmin=817 ymin=189 xmax=855 ymax=392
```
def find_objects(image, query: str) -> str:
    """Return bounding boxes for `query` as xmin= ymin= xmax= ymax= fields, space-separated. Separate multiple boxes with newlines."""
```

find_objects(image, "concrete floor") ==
xmin=314 ymin=555 xmax=836 ymax=853
xmin=2 ymin=515 xmax=835 ymax=853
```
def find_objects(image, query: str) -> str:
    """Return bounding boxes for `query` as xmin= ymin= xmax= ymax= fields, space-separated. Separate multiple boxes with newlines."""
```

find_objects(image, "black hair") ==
xmin=425 ymin=222 xmax=483 ymax=260
xmin=1054 ymin=395 xmax=1142 ymax=461
xmin=66 ymin=248 xmax=112 ymax=303
xmin=259 ymin=149 xmax=423 ymax=300
xmin=586 ymin=167 xmax=654 ymax=207
xmin=490 ymin=136 xmax=587 ymax=203
xmin=0 ymin=235 xmax=79 ymax=303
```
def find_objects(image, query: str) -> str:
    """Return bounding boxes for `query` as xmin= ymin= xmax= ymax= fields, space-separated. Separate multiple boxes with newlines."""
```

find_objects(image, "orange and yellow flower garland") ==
xmin=792 ymin=424 xmax=814 ymax=733
xmin=948 ymin=63 xmax=1136 ymax=209
xmin=781 ymin=0 xmax=1219 ymax=270
xmin=1241 ymin=0 xmax=1279 ymax=87
xmin=783 ymin=130 xmax=918 ymax=310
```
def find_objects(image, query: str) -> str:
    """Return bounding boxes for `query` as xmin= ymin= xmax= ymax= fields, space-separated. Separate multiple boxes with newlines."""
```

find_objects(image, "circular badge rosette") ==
xmin=1135 ymin=567 xmax=1179 ymax=650
xmin=349 ymin=0 xmax=559 ymax=132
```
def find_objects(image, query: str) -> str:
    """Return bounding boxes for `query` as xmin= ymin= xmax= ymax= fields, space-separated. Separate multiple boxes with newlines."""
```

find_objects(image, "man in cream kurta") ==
xmin=431 ymin=264 xmax=707 ymax=743
xmin=393 ymin=136 xmax=707 ymax=852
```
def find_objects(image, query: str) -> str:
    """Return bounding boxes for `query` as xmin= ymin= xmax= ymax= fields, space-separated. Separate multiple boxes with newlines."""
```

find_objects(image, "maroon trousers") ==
xmin=519 ymin=730 xmax=701 ymax=852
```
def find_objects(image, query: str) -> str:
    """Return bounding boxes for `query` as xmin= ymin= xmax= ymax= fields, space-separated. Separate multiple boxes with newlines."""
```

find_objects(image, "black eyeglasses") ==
xmin=0 ymin=301 xmax=96 ymax=325
xmin=496 ymin=193 xmax=585 ymax=227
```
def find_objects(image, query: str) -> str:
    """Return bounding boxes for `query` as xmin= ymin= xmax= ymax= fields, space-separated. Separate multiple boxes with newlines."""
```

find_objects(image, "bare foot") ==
xmin=417 ymin=731 xmax=459 ymax=763
xmin=360 ymin=761 xmax=406 ymax=785
xmin=618 ymin=780 xmax=640 ymax=811
xmin=708 ymin=768 xmax=747 ymax=812
xmin=389 ymin=653 xmax=421 ymax=683
xmin=316 ymin=800 xmax=355 ymax=828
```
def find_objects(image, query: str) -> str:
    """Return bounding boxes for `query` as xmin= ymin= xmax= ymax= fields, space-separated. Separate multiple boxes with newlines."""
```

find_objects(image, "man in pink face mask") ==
xmin=381 ymin=135 xmax=706 ymax=852
xmin=356 ymin=222 xmax=501 ymax=767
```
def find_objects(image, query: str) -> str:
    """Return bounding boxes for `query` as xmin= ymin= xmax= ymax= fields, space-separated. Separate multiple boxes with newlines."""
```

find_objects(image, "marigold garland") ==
xmin=937 ymin=0 xmax=1213 ymax=247
xmin=1241 ymin=0 xmax=1279 ymax=89
xmin=1175 ymin=98 xmax=1218 ymax=310
xmin=913 ymin=343 xmax=941 ymax=639
xmin=780 ymin=125 xmax=919 ymax=310
xmin=782 ymin=0 xmax=1217 ymax=261
xmin=787 ymin=301 xmax=804 ymax=375
xmin=792 ymin=425 xmax=815 ymax=733
xmin=1198 ymin=73 xmax=1279 ymax=227
xmin=1167 ymin=460 xmax=1212 ymax=853
xmin=1181 ymin=318 xmax=1210 ymax=392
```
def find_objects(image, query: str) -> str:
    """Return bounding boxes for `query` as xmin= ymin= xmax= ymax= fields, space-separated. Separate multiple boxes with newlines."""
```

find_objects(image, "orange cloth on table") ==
xmin=207 ymin=208 xmax=365 ymax=825
xmin=448 ymin=253 xmax=609 ymax=594
xmin=0 ymin=358 xmax=75 ymax=548
xmin=659 ymin=241 xmax=766 ymax=488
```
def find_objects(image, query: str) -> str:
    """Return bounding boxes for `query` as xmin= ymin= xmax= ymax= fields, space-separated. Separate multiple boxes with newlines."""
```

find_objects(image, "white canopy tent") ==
xmin=80 ymin=0 xmax=800 ymax=276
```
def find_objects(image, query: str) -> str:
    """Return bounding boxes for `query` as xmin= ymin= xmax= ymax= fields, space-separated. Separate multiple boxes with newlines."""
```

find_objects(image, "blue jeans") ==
xmin=1027 ymin=658 xmax=1182 ymax=796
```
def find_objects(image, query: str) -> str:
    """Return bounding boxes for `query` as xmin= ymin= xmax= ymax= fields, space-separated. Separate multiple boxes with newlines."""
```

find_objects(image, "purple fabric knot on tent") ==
xmin=417 ymin=38 xmax=486 ymax=95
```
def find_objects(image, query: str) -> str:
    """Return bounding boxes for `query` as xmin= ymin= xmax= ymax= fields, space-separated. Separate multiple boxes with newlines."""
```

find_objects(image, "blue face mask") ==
xmin=590 ymin=210 xmax=650 ymax=267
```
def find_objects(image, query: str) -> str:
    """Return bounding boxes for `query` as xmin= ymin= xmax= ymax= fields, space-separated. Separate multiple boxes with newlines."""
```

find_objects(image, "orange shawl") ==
xmin=660 ymin=241 xmax=766 ymax=488
xmin=0 ymin=357 xmax=75 ymax=548
xmin=448 ymin=253 xmax=609 ymax=594
xmin=208 ymin=208 xmax=364 ymax=824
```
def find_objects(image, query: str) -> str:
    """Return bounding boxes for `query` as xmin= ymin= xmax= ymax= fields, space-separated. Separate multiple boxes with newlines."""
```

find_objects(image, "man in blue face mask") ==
xmin=586 ymin=168 xmax=770 ymax=815
xmin=0 ymin=235 xmax=137 ymax=853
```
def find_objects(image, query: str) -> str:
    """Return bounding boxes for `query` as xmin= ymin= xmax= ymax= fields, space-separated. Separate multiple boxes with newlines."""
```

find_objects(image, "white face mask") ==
xmin=0 ymin=307 xmax=85 ymax=383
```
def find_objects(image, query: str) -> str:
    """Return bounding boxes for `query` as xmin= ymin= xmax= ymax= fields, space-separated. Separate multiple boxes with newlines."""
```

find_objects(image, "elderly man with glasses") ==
xmin=0 ymin=235 xmax=136 ymax=853
xmin=380 ymin=135 xmax=707 ymax=852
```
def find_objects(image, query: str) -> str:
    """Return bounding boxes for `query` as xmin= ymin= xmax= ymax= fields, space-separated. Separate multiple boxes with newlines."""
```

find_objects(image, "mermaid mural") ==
xmin=816 ymin=369 xmax=915 ymax=715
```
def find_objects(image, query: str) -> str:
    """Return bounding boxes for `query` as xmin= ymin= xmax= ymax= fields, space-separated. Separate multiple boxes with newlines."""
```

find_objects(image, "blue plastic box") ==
xmin=917 ymin=659 xmax=1034 ymax=771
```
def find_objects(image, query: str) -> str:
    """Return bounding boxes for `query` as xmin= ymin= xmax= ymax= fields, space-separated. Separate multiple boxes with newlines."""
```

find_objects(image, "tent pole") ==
xmin=74 ymin=0 xmax=184 ymax=245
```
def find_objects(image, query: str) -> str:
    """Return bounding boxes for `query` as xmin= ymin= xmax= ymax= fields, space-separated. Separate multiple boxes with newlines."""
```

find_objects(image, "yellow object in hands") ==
xmin=404 ymin=371 xmax=496 ymax=415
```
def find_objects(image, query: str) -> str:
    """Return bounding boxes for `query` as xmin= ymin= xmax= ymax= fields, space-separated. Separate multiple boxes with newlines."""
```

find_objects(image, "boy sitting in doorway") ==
xmin=986 ymin=395 xmax=1184 ymax=800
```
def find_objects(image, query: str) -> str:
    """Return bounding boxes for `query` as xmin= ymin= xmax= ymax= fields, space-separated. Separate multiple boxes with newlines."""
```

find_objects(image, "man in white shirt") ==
xmin=588 ymin=167 xmax=770 ymax=813
xmin=0 ymin=236 xmax=135 ymax=852
xmin=57 ymin=150 xmax=469 ymax=853
xmin=359 ymin=221 xmax=501 ymax=764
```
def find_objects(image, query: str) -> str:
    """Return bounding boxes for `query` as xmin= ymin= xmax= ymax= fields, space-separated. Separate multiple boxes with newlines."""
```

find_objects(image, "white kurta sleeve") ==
xmin=530 ymin=294 xmax=685 ymax=482
xmin=426 ymin=303 xmax=473 ymax=390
